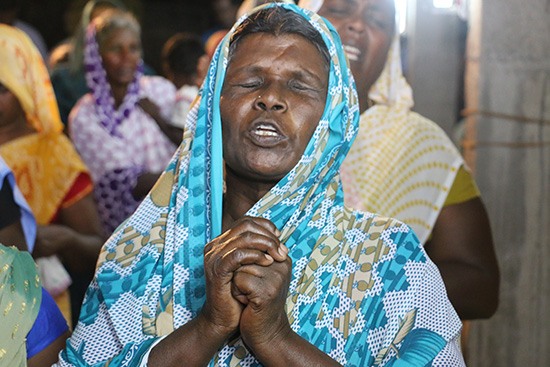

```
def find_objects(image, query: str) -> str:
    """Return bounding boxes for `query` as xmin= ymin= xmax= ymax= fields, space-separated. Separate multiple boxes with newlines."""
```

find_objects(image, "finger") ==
xmin=216 ymin=248 xmax=274 ymax=277
xmin=231 ymin=217 xmax=287 ymax=261
xmin=232 ymin=270 xmax=281 ymax=309
xmin=231 ymin=278 xmax=250 ymax=305
xmin=240 ymin=216 xmax=281 ymax=237
xmin=235 ymin=231 xmax=286 ymax=262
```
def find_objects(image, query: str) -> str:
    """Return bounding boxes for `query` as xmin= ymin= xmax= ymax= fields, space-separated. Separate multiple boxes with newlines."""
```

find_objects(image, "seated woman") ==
xmin=0 ymin=24 xmax=105 ymax=327
xmin=0 ymin=157 xmax=70 ymax=367
xmin=301 ymin=0 xmax=500 ymax=321
xmin=0 ymin=155 xmax=35 ymax=252
xmin=69 ymin=9 xmax=178 ymax=236
xmin=49 ymin=0 xmax=131 ymax=124
xmin=57 ymin=4 xmax=464 ymax=366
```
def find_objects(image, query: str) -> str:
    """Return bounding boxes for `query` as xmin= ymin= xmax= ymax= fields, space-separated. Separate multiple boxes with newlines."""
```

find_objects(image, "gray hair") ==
xmin=94 ymin=9 xmax=141 ymax=51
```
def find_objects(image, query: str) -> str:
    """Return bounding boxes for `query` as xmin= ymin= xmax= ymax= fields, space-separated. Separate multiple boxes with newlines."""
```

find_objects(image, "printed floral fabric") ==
xmin=57 ymin=4 xmax=464 ymax=367
xmin=70 ymin=76 xmax=177 ymax=235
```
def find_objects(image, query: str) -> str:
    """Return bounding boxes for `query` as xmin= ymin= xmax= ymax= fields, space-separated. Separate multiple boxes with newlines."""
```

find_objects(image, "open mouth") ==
xmin=253 ymin=124 xmax=280 ymax=137
xmin=343 ymin=45 xmax=361 ymax=62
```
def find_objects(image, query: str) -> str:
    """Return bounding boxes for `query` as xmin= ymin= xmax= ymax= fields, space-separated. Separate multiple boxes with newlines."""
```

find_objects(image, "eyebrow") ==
xmin=233 ymin=65 xmax=327 ymax=87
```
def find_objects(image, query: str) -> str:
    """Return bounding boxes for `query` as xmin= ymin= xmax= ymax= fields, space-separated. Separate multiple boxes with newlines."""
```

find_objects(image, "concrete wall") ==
xmin=464 ymin=0 xmax=550 ymax=365
xmin=406 ymin=0 xmax=467 ymax=136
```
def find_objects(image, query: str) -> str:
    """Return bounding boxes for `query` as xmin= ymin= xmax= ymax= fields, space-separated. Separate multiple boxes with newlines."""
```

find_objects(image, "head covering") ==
xmin=84 ymin=20 xmax=143 ymax=137
xmin=298 ymin=0 xmax=464 ymax=243
xmin=94 ymin=0 xmax=358 ymax=316
xmin=0 ymin=244 xmax=42 ymax=367
xmin=70 ymin=0 xmax=127 ymax=73
xmin=0 ymin=25 xmax=90 ymax=224
xmin=0 ymin=25 xmax=63 ymax=134
xmin=60 ymin=4 xmax=463 ymax=366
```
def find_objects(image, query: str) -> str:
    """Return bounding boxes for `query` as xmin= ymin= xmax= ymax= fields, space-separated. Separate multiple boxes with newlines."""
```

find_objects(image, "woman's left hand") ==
xmin=33 ymin=224 xmax=72 ymax=258
xmin=232 ymin=256 xmax=293 ymax=353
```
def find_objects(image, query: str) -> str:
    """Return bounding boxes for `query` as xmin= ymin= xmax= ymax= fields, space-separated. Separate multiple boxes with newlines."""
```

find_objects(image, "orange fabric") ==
xmin=0 ymin=25 xmax=63 ymax=134
xmin=61 ymin=172 xmax=93 ymax=209
xmin=0 ymin=25 xmax=90 ymax=225
xmin=0 ymin=133 xmax=90 ymax=225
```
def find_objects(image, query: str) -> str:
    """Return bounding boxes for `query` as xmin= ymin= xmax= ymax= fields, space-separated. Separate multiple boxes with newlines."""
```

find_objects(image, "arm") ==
xmin=138 ymin=98 xmax=183 ymax=145
xmin=0 ymin=221 xmax=28 ymax=251
xmin=27 ymin=330 xmax=71 ymax=367
xmin=33 ymin=193 xmax=104 ymax=273
xmin=425 ymin=197 xmax=500 ymax=320
xmin=234 ymin=258 xmax=342 ymax=367
xmin=149 ymin=217 xmax=289 ymax=367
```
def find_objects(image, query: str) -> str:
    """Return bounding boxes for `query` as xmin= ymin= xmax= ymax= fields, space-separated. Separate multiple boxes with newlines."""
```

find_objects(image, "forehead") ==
xmin=227 ymin=33 xmax=327 ymax=73
xmin=322 ymin=0 xmax=395 ymax=12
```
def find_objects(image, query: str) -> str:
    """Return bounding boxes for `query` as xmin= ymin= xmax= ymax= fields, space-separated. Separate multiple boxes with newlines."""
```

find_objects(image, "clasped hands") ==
xmin=200 ymin=216 xmax=292 ymax=355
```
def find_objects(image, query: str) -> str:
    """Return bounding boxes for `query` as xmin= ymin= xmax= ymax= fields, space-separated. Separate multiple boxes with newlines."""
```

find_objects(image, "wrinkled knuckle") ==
xmin=239 ymin=231 xmax=255 ymax=243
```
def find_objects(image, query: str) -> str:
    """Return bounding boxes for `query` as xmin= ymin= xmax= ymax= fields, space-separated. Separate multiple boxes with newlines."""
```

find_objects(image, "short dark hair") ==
xmin=162 ymin=33 xmax=205 ymax=76
xmin=228 ymin=6 xmax=330 ymax=71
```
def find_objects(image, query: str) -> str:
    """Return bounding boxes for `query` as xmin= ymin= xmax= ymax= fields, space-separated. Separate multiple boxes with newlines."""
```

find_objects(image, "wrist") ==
xmin=196 ymin=308 xmax=239 ymax=343
xmin=244 ymin=323 xmax=294 ymax=365
xmin=149 ymin=316 xmax=231 ymax=367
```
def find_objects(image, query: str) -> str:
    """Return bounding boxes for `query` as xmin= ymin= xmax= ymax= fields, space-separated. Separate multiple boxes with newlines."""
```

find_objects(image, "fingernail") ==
xmin=265 ymin=254 xmax=273 ymax=262
xmin=278 ymin=245 xmax=288 ymax=257
xmin=275 ymin=227 xmax=281 ymax=237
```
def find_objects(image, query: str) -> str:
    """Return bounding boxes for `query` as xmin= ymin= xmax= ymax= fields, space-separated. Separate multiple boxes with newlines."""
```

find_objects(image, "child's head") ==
xmin=162 ymin=33 xmax=209 ymax=89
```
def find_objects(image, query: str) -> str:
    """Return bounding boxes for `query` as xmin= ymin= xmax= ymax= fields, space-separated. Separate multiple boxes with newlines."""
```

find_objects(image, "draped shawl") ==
xmin=0 ymin=244 xmax=42 ymax=367
xmin=58 ymin=4 xmax=463 ymax=367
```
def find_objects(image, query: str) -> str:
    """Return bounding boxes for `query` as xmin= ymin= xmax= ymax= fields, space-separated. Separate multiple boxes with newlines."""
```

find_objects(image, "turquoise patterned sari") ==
xmin=57 ymin=3 xmax=464 ymax=366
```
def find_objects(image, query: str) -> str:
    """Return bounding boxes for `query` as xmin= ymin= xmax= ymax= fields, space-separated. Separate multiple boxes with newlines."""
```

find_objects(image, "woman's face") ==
xmin=100 ymin=28 xmax=141 ymax=87
xmin=0 ymin=83 xmax=25 ymax=127
xmin=220 ymin=33 xmax=329 ymax=183
xmin=318 ymin=0 xmax=395 ymax=93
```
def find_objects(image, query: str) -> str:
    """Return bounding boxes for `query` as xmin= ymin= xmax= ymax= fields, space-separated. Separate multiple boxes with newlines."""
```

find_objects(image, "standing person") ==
xmin=301 ymin=0 xmax=499 ymax=320
xmin=69 ymin=10 xmax=177 ymax=236
xmin=57 ymin=4 xmax=464 ymax=366
xmin=0 ymin=24 xmax=104 ymax=327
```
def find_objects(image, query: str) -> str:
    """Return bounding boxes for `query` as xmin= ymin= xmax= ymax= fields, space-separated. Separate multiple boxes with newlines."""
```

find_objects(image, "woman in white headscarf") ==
xmin=300 ymin=0 xmax=499 ymax=321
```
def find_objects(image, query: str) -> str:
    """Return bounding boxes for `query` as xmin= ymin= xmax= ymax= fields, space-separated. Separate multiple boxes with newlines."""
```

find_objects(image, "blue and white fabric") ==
xmin=57 ymin=3 xmax=464 ymax=366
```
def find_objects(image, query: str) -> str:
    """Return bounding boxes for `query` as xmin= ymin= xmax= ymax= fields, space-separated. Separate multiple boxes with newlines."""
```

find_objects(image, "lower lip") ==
xmin=248 ymin=130 xmax=284 ymax=147
xmin=346 ymin=52 xmax=359 ymax=62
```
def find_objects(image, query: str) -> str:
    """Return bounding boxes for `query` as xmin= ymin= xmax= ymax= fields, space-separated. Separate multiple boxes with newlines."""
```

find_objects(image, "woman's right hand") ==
xmin=199 ymin=216 xmax=287 ymax=339
xmin=150 ymin=217 xmax=286 ymax=367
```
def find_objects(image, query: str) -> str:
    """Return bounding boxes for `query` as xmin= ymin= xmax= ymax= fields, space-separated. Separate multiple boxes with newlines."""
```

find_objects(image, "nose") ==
xmin=346 ymin=14 xmax=367 ymax=35
xmin=254 ymin=85 xmax=287 ymax=113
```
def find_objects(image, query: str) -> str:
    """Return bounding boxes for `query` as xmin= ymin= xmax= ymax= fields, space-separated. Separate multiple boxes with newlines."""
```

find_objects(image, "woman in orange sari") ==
xmin=0 ymin=24 xmax=104 ymax=327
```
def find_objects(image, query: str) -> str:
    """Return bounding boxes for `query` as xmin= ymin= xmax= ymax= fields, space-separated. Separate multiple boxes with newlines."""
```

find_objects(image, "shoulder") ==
xmin=26 ymin=288 xmax=69 ymax=358
xmin=69 ymin=94 xmax=96 ymax=125
xmin=342 ymin=207 xmax=428 ymax=274
xmin=141 ymin=76 xmax=176 ymax=96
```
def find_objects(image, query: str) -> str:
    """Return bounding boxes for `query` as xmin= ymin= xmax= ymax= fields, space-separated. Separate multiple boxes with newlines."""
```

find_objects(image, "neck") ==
xmin=358 ymin=87 xmax=371 ymax=115
xmin=222 ymin=168 xmax=277 ymax=232
xmin=0 ymin=117 xmax=34 ymax=146
xmin=110 ymin=83 xmax=129 ymax=107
